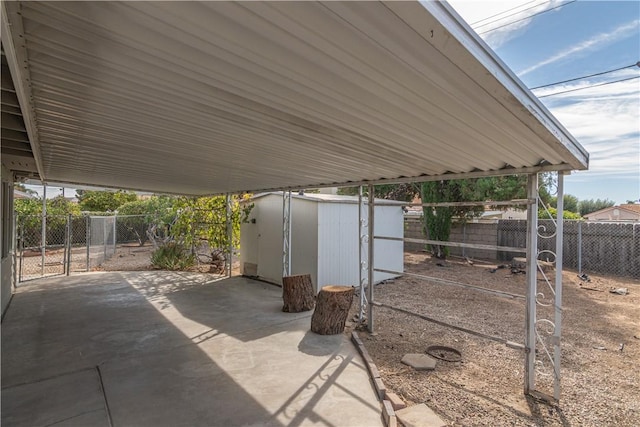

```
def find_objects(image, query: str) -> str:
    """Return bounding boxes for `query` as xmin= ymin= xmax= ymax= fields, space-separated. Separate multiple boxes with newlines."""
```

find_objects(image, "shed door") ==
xmin=256 ymin=197 xmax=284 ymax=285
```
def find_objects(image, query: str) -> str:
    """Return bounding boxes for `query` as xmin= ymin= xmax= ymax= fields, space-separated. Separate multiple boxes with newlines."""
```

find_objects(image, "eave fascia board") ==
xmin=1 ymin=1 xmax=45 ymax=181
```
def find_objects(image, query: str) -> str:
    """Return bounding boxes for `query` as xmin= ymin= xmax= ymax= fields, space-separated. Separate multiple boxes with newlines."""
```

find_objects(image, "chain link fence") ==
xmin=405 ymin=216 xmax=640 ymax=279
xmin=15 ymin=214 xmax=160 ymax=283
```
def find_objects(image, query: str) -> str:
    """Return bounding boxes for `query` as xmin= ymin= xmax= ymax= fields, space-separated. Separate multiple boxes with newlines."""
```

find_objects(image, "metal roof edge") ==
xmin=247 ymin=192 xmax=405 ymax=206
xmin=390 ymin=1 xmax=588 ymax=171
xmin=1 ymin=1 xmax=46 ymax=181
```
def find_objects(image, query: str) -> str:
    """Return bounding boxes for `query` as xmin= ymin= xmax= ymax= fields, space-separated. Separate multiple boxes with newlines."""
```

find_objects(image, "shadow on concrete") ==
xmin=1 ymin=272 xmax=284 ymax=427
xmin=2 ymin=271 xmax=383 ymax=427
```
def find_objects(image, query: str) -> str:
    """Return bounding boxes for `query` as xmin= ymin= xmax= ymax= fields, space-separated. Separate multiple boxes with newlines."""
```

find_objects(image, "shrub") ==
xmin=151 ymin=243 xmax=195 ymax=271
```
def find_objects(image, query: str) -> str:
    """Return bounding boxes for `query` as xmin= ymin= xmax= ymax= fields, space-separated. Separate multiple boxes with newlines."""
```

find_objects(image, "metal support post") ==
xmin=85 ymin=216 xmax=90 ymax=271
xmin=358 ymin=186 xmax=368 ymax=324
xmin=65 ymin=214 xmax=72 ymax=276
xmin=367 ymin=184 xmax=375 ymax=333
xmin=41 ymin=184 xmax=47 ymax=277
xmin=282 ymin=190 xmax=292 ymax=277
xmin=103 ymin=217 xmax=107 ymax=260
xmin=524 ymin=173 xmax=538 ymax=395
xmin=113 ymin=214 xmax=117 ymax=254
xmin=226 ymin=194 xmax=233 ymax=278
xmin=553 ymin=172 xmax=565 ymax=400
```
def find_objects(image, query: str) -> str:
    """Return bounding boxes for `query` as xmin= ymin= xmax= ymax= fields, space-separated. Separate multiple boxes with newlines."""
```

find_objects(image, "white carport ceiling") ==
xmin=1 ymin=1 xmax=588 ymax=196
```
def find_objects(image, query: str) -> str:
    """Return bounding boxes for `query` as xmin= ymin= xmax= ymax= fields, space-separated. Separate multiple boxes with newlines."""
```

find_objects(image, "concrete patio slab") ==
xmin=2 ymin=272 xmax=383 ymax=427
xmin=1 ymin=368 xmax=109 ymax=427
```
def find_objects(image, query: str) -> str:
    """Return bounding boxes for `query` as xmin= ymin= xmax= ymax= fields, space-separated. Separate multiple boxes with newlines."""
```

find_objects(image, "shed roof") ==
xmin=1 ymin=1 xmax=588 ymax=195
xmin=250 ymin=191 xmax=405 ymax=205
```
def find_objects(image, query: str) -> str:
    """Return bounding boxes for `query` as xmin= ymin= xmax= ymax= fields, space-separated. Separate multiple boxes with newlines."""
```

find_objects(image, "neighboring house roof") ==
xmin=14 ymin=189 xmax=35 ymax=199
xmin=585 ymin=204 xmax=640 ymax=220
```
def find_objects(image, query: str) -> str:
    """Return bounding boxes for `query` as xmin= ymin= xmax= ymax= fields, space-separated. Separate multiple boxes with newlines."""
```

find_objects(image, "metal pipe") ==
xmin=358 ymin=186 xmax=367 ymax=324
xmin=41 ymin=184 xmax=46 ymax=277
xmin=374 ymin=235 xmax=526 ymax=253
xmin=524 ymin=173 xmax=539 ymax=395
xmin=373 ymin=268 xmax=526 ymax=300
xmin=66 ymin=214 xmax=72 ymax=276
xmin=18 ymin=223 xmax=24 ymax=283
xmin=374 ymin=199 xmax=535 ymax=208
xmin=113 ymin=214 xmax=117 ymax=254
xmin=226 ymin=194 xmax=233 ymax=278
xmin=371 ymin=301 xmax=523 ymax=349
xmin=367 ymin=184 xmax=375 ymax=333
xmin=553 ymin=172 xmax=565 ymax=400
xmin=85 ymin=216 xmax=90 ymax=271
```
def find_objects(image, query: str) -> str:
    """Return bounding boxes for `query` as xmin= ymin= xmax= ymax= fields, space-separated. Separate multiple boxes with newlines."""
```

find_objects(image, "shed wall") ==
xmin=290 ymin=199 xmax=319 ymax=288
xmin=256 ymin=196 xmax=285 ymax=285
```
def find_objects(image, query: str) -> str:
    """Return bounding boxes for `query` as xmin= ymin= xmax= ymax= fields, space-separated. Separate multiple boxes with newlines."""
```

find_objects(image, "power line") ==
xmin=530 ymin=62 xmax=640 ymax=89
xmin=537 ymin=75 xmax=640 ymax=98
xmin=473 ymin=0 xmax=552 ymax=29
xmin=478 ymin=1 xmax=577 ymax=35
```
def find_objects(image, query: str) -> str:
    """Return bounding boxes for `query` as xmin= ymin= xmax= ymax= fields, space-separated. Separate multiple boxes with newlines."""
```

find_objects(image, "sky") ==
xmin=448 ymin=0 xmax=640 ymax=204
xmin=25 ymin=1 xmax=640 ymax=205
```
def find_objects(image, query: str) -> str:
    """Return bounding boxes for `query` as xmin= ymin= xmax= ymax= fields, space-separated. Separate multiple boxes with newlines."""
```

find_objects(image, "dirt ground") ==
xmin=96 ymin=243 xmax=241 ymax=275
xmin=89 ymin=246 xmax=640 ymax=425
xmin=349 ymin=251 xmax=639 ymax=427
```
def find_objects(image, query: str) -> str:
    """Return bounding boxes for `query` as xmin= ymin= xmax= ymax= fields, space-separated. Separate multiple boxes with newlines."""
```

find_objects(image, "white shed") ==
xmin=240 ymin=192 xmax=404 ymax=292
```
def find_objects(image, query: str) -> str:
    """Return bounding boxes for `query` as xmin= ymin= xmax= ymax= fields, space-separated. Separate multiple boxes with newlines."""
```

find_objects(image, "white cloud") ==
xmin=539 ymin=74 xmax=640 ymax=179
xmin=518 ymin=19 xmax=640 ymax=76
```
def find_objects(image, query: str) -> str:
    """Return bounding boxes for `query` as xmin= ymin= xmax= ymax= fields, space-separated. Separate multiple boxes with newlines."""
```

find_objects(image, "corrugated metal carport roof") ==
xmin=1 ymin=1 xmax=588 ymax=195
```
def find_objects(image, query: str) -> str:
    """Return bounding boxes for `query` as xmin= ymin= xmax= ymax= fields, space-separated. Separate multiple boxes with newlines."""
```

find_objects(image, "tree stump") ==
xmin=282 ymin=274 xmax=316 ymax=313
xmin=311 ymin=286 xmax=355 ymax=335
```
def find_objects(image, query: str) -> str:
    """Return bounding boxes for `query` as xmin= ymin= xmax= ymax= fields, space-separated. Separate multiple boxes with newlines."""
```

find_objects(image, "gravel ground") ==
xmin=349 ymin=251 xmax=640 ymax=426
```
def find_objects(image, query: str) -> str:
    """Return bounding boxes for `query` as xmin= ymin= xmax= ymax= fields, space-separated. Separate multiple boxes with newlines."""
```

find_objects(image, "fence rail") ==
xmin=405 ymin=217 xmax=640 ymax=279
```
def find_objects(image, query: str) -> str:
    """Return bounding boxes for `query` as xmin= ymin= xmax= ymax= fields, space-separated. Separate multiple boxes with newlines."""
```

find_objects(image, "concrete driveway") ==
xmin=1 ymin=272 xmax=383 ymax=427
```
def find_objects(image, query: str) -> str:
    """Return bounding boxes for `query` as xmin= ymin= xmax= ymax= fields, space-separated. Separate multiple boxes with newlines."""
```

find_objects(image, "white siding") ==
xmin=290 ymin=198 xmax=319 ymax=289
xmin=256 ymin=195 xmax=285 ymax=285
xmin=239 ymin=203 xmax=259 ymax=275
xmin=240 ymin=192 xmax=404 ymax=291
xmin=317 ymin=203 xmax=360 ymax=290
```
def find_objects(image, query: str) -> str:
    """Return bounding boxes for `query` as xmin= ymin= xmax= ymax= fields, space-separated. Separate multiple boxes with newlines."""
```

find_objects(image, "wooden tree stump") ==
xmin=311 ymin=286 xmax=355 ymax=335
xmin=282 ymin=274 xmax=316 ymax=313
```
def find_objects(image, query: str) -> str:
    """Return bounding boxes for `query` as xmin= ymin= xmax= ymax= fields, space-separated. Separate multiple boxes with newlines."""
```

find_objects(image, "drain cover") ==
xmin=425 ymin=345 xmax=462 ymax=362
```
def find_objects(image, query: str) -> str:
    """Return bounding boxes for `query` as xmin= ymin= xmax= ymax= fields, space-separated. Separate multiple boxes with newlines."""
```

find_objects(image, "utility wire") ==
xmin=473 ymin=0 xmax=552 ymax=29
xmin=470 ymin=0 xmax=540 ymax=25
xmin=478 ymin=1 xmax=577 ymax=35
xmin=531 ymin=62 xmax=640 ymax=89
xmin=537 ymin=75 xmax=640 ymax=98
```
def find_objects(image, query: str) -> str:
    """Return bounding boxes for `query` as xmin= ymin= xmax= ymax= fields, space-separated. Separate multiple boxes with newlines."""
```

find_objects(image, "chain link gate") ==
xmin=16 ymin=214 xmax=122 ymax=283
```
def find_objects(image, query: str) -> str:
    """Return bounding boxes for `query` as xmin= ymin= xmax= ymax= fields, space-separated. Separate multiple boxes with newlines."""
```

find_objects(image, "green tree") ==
xmin=420 ymin=175 xmax=528 ymax=259
xmin=578 ymin=198 xmax=615 ymax=216
xmin=338 ymin=183 xmax=418 ymax=201
xmin=117 ymin=196 xmax=178 ymax=246
xmin=170 ymin=195 xmax=252 ymax=262
xmin=538 ymin=207 xmax=582 ymax=220
xmin=14 ymin=196 xmax=81 ymax=247
xmin=551 ymin=194 xmax=579 ymax=213
xmin=77 ymin=190 xmax=137 ymax=212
